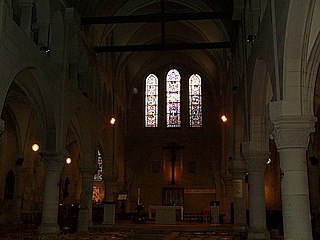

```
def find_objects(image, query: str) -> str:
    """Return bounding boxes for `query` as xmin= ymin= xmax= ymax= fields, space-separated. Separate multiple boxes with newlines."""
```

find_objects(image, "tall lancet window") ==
xmin=189 ymin=74 xmax=202 ymax=127
xmin=166 ymin=69 xmax=181 ymax=127
xmin=94 ymin=150 xmax=103 ymax=181
xmin=145 ymin=74 xmax=159 ymax=127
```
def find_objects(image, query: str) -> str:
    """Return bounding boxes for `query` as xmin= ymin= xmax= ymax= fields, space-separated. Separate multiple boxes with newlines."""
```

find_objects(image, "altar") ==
xmin=148 ymin=205 xmax=183 ymax=224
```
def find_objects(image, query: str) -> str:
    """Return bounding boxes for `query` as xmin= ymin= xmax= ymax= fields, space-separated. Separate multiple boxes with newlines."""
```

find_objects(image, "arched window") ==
xmin=94 ymin=150 xmax=103 ymax=181
xmin=145 ymin=74 xmax=158 ymax=127
xmin=4 ymin=171 xmax=15 ymax=199
xmin=166 ymin=69 xmax=181 ymax=128
xmin=189 ymin=74 xmax=202 ymax=127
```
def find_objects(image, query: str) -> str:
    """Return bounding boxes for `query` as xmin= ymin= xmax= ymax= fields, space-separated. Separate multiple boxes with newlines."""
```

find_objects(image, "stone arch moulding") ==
xmin=3 ymin=63 xmax=57 ymax=153
xmin=249 ymin=59 xmax=272 ymax=148
xmin=306 ymin=30 xmax=320 ymax=116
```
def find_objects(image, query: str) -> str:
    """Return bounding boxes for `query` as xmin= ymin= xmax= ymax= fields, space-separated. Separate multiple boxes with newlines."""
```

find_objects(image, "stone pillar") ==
xmin=103 ymin=175 xmax=115 ymax=225
xmin=0 ymin=119 xmax=4 ymax=140
xmin=242 ymin=142 xmax=269 ymax=239
xmin=229 ymin=158 xmax=247 ymax=227
xmin=18 ymin=0 xmax=34 ymax=37
xmin=15 ymin=158 xmax=24 ymax=222
xmin=78 ymin=167 xmax=95 ymax=232
xmin=307 ymin=152 xmax=320 ymax=218
xmin=38 ymin=22 xmax=49 ymax=47
xmin=267 ymin=102 xmax=316 ymax=240
xmin=39 ymin=152 xmax=64 ymax=235
xmin=223 ymin=176 xmax=233 ymax=223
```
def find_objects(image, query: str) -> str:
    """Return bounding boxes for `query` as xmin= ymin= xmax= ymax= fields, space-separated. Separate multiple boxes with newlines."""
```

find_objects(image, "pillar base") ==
xmin=103 ymin=202 xmax=115 ymax=225
xmin=78 ymin=208 xmax=92 ymax=232
xmin=38 ymin=223 xmax=60 ymax=235
xmin=248 ymin=227 xmax=270 ymax=240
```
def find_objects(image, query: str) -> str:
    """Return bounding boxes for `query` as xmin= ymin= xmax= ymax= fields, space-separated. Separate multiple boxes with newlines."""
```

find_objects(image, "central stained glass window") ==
xmin=166 ymin=69 xmax=181 ymax=127
xmin=144 ymin=69 xmax=202 ymax=128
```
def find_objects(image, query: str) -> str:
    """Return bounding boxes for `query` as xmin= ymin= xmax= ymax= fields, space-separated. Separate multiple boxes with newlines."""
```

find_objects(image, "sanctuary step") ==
xmin=0 ymin=221 xmax=284 ymax=239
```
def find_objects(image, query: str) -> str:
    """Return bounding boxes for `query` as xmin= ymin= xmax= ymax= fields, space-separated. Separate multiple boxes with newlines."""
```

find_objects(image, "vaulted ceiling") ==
xmin=65 ymin=0 xmax=235 ymax=101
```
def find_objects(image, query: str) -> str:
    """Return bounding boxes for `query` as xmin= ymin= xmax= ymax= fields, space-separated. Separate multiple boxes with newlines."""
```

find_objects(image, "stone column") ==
xmin=242 ymin=142 xmax=269 ymax=240
xmin=229 ymin=158 xmax=247 ymax=227
xmin=18 ymin=0 xmax=34 ymax=37
xmin=0 ymin=119 xmax=4 ymax=140
xmin=267 ymin=102 xmax=316 ymax=240
xmin=39 ymin=152 xmax=64 ymax=235
xmin=38 ymin=22 xmax=49 ymax=47
xmin=15 ymin=158 xmax=24 ymax=222
xmin=78 ymin=167 xmax=95 ymax=232
xmin=103 ymin=175 xmax=115 ymax=225
xmin=223 ymin=176 xmax=233 ymax=223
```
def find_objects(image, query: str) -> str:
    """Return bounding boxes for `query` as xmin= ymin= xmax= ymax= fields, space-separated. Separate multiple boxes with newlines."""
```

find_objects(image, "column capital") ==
xmin=228 ymin=158 xmax=247 ymax=179
xmin=0 ymin=119 xmax=4 ymax=139
xmin=80 ymin=166 xmax=96 ymax=178
xmin=41 ymin=152 xmax=65 ymax=172
xmin=222 ymin=176 xmax=233 ymax=187
xmin=266 ymin=101 xmax=317 ymax=149
xmin=18 ymin=0 xmax=34 ymax=7
xmin=241 ymin=141 xmax=269 ymax=172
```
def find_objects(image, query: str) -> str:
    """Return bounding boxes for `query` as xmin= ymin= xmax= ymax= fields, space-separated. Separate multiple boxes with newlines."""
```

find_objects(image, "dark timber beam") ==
xmin=81 ymin=12 xmax=231 ymax=25
xmin=94 ymin=42 xmax=231 ymax=53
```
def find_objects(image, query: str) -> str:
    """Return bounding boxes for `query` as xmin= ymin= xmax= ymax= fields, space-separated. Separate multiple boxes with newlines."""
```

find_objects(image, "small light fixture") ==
xmin=40 ymin=46 xmax=50 ymax=54
xmin=266 ymin=158 xmax=272 ymax=164
xmin=66 ymin=157 xmax=72 ymax=164
xmin=221 ymin=115 xmax=228 ymax=123
xmin=32 ymin=143 xmax=40 ymax=152
xmin=246 ymin=34 xmax=256 ymax=43
xmin=110 ymin=117 xmax=116 ymax=125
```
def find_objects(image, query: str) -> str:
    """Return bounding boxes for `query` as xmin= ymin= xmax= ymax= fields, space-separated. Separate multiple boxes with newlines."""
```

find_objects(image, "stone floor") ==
xmin=0 ymin=221 xmax=284 ymax=240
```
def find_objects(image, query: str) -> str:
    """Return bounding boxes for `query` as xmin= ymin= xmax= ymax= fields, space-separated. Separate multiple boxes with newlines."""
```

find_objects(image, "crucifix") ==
xmin=163 ymin=142 xmax=185 ymax=185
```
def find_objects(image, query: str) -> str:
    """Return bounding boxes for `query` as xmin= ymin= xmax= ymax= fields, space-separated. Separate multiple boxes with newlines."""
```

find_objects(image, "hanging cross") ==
xmin=163 ymin=142 xmax=185 ymax=185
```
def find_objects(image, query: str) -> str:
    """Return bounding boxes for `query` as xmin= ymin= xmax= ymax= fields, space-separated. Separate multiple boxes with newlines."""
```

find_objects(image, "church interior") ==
xmin=1 ymin=0 xmax=320 ymax=239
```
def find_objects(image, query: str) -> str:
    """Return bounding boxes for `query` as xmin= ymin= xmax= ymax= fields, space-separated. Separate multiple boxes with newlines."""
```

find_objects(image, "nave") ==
xmin=1 ymin=220 xmax=283 ymax=240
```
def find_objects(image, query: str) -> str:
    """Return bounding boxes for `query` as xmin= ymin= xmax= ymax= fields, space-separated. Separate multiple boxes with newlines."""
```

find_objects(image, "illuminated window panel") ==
xmin=166 ymin=69 xmax=181 ymax=127
xmin=145 ymin=74 xmax=158 ymax=127
xmin=189 ymin=74 xmax=202 ymax=127
xmin=94 ymin=150 xmax=103 ymax=181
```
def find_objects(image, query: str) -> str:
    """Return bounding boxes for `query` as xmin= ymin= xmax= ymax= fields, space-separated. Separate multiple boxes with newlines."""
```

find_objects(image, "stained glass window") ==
xmin=166 ymin=69 xmax=181 ymax=127
xmin=189 ymin=74 xmax=202 ymax=127
xmin=94 ymin=150 xmax=103 ymax=181
xmin=145 ymin=74 xmax=158 ymax=127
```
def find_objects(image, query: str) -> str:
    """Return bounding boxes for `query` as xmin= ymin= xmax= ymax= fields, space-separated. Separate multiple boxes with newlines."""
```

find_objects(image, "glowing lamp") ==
xmin=221 ymin=115 xmax=228 ymax=122
xmin=266 ymin=158 xmax=272 ymax=164
xmin=32 ymin=144 xmax=40 ymax=152
xmin=110 ymin=117 xmax=116 ymax=125
xmin=66 ymin=157 xmax=72 ymax=164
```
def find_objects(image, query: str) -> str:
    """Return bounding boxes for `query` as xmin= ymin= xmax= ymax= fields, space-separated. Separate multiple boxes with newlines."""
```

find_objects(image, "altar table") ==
xmin=148 ymin=205 xmax=183 ymax=224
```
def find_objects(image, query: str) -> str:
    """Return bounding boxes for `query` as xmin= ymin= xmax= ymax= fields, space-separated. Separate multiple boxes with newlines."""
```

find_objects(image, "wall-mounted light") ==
xmin=32 ymin=143 xmax=40 ymax=152
xmin=133 ymin=88 xmax=139 ymax=94
xmin=266 ymin=158 xmax=272 ymax=164
xmin=40 ymin=45 xmax=50 ymax=54
xmin=66 ymin=157 xmax=72 ymax=164
xmin=246 ymin=34 xmax=256 ymax=43
xmin=110 ymin=117 xmax=116 ymax=125
xmin=221 ymin=115 xmax=228 ymax=123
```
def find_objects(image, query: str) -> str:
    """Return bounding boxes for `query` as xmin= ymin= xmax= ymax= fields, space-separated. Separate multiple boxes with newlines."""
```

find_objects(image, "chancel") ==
xmin=1 ymin=0 xmax=320 ymax=240
xmin=163 ymin=142 xmax=185 ymax=185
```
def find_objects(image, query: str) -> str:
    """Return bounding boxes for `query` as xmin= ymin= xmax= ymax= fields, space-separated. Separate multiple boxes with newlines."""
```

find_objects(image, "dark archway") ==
xmin=4 ymin=170 xmax=15 ymax=200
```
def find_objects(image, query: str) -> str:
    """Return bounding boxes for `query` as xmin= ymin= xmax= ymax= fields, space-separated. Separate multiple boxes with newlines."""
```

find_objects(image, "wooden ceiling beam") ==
xmin=94 ymin=42 xmax=231 ymax=53
xmin=81 ymin=12 xmax=231 ymax=25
